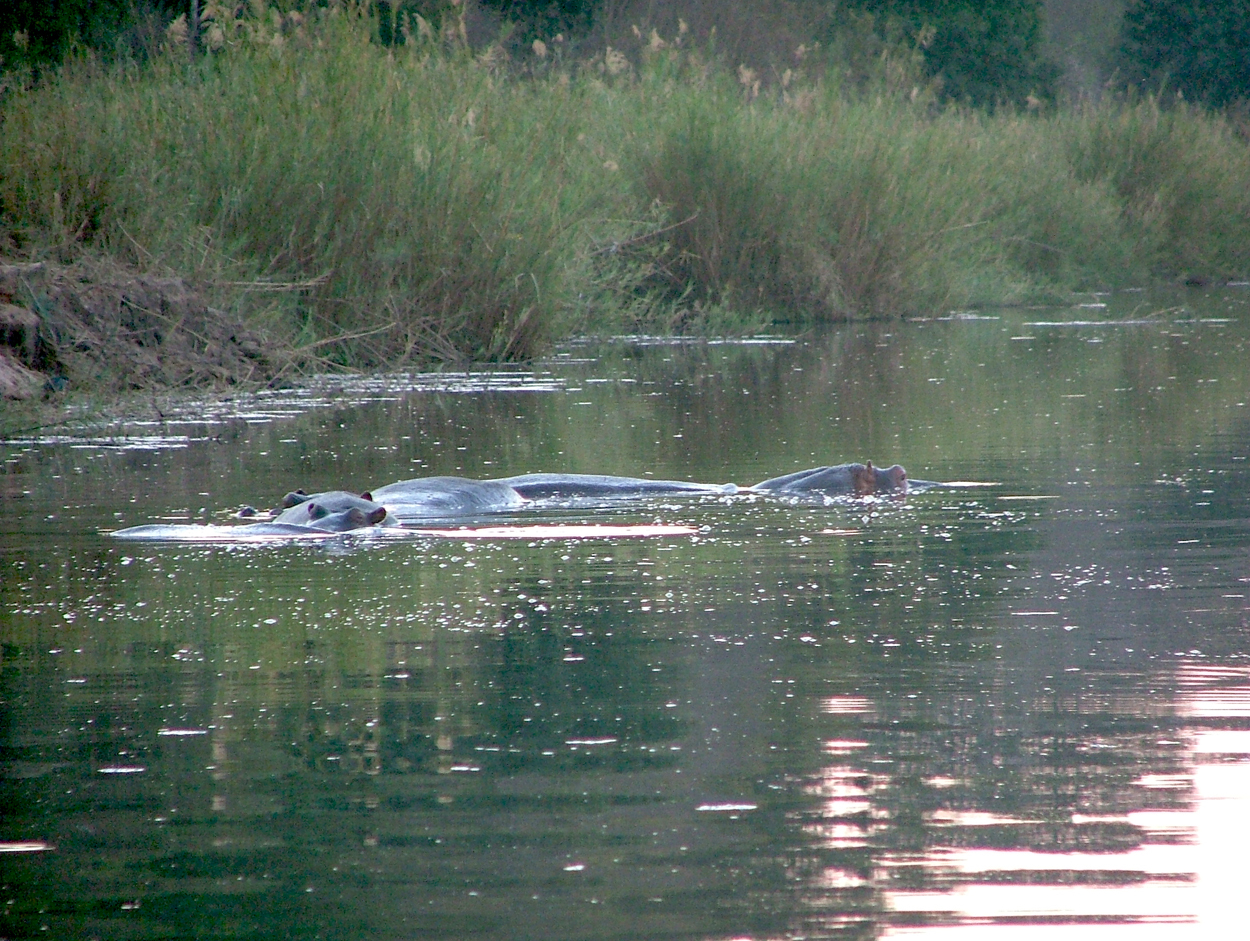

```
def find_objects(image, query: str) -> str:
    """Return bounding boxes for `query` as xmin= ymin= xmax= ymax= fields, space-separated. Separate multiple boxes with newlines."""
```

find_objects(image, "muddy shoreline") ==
xmin=0 ymin=256 xmax=287 ymax=400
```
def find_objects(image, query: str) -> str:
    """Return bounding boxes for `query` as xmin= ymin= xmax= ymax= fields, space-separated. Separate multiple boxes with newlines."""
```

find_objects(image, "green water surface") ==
xmin=3 ymin=288 xmax=1250 ymax=940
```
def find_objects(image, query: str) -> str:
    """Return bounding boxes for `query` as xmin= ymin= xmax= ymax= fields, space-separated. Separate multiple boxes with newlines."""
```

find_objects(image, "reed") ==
xmin=621 ymin=62 xmax=1145 ymax=320
xmin=1061 ymin=98 xmax=1250 ymax=281
xmin=0 ymin=5 xmax=625 ymax=364
xmin=1 ymin=5 xmax=1247 ymax=370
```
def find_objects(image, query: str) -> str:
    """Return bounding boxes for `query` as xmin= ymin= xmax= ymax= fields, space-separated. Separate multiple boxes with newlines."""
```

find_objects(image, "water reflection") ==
xmin=872 ymin=665 xmax=1250 ymax=939
xmin=3 ymin=287 xmax=1250 ymax=939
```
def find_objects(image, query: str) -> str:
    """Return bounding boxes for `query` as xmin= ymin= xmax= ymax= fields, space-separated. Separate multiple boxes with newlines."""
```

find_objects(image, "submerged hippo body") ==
xmin=751 ymin=462 xmax=908 ymax=497
xmin=371 ymin=476 xmax=527 ymax=522
xmin=367 ymin=473 xmax=737 ymax=522
xmin=112 ymin=495 xmax=388 ymax=541
xmin=110 ymin=511 xmax=383 ymax=541
xmin=499 ymin=473 xmax=737 ymax=500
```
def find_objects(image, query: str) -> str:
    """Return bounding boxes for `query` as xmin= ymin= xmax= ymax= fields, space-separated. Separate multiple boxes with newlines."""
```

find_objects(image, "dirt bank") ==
xmin=0 ymin=258 xmax=283 ymax=407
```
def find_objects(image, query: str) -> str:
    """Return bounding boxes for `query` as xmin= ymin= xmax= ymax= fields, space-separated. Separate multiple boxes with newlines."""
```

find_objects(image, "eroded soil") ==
xmin=0 ymin=258 xmax=282 ymax=406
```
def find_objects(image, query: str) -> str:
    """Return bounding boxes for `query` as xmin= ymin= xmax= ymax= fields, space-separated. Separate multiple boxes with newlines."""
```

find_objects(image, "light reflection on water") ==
xmin=873 ymin=672 xmax=1250 ymax=939
xmin=3 ymin=289 xmax=1250 ymax=939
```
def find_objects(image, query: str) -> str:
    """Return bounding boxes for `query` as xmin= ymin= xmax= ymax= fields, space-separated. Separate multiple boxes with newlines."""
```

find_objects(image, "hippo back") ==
xmin=371 ymin=476 xmax=525 ymax=521
xmin=112 ymin=521 xmax=350 ymax=540
xmin=500 ymin=473 xmax=736 ymax=500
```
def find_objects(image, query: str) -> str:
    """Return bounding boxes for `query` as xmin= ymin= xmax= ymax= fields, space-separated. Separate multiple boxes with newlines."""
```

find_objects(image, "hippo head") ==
xmin=273 ymin=490 xmax=386 ymax=527
xmin=851 ymin=462 xmax=908 ymax=495
xmin=305 ymin=503 xmax=388 ymax=532
xmin=281 ymin=488 xmax=374 ymax=510
xmin=869 ymin=462 xmax=908 ymax=493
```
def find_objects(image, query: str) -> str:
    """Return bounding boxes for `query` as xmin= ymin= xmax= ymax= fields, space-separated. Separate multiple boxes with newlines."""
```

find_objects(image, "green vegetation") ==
xmin=0 ymin=0 xmax=183 ymax=72
xmin=1 ymin=4 xmax=1248 ymax=374
xmin=1117 ymin=0 xmax=1250 ymax=109
xmin=837 ymin=0 xmax=1059 ymax=107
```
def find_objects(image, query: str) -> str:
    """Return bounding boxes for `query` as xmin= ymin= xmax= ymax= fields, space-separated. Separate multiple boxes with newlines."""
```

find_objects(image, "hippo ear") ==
xmin=366 ymin=506 xmax=387 ymax=525
xmin=360 ymin=491 xmax=373 ymax=502
xmin=281 ymin=489 xmax=310 ymax=508
xmin=854 ymin=463 xmax=875 ymax=495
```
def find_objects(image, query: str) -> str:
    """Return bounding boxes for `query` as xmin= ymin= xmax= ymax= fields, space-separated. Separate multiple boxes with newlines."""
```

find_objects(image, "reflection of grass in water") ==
xmin=1 ymin=8 xmax=1247 ymax=362
xmin=609 ymin=295 xmax=1250 ymax=484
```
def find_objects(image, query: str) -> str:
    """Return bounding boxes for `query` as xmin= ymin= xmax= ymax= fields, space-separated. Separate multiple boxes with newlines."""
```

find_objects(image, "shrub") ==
xmin=1117 ymin=0 xmax=1250 ymax=108
xmin=833 ymin=1 xmax=1060 ymax=108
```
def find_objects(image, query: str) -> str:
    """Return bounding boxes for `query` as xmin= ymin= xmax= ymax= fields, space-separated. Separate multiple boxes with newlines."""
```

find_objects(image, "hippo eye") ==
xmin=306 ymin=503 xmax=328 ymax=520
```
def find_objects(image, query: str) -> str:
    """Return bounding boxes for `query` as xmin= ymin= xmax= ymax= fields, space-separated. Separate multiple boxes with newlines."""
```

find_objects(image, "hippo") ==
xmin=111 ymin=506 xmax=385 ymax=541
xmin=370 ymin=476 xmax=527 ymax=522
xmin=298 ymin=504 xmax=388 ymax=531
xmin=750 ymin=462 xmax=908 ymax=497
xmin=269 ymin=473 xmax=736 ymax=526
xmin=110 ymin=461 xmax=926 ymax=541
xmin=499 ymin=473 xmax=737 ymax=500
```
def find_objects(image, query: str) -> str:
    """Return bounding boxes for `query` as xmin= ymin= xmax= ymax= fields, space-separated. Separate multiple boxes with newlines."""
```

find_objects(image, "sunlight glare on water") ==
xmin=883 ymin=731 xmax=1250 ymax=940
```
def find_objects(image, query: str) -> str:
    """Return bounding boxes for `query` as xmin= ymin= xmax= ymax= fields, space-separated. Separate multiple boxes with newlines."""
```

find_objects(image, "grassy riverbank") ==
xmin=2 ymin=5 xmax=1249 ymax=387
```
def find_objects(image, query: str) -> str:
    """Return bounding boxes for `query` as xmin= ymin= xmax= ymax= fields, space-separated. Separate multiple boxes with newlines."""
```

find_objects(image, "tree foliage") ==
xmin=1 ymin=1 xmax=1067 ymax=111
xmin=1117 ymin=0 xmax=1250 ymax=107
xmin=837 ymin=0 xmax=1058 ymax=107
xmin=0 ymin=0 xmax=183 ymax=71
xmin=476 ymin=0 xmax=596 ymax=42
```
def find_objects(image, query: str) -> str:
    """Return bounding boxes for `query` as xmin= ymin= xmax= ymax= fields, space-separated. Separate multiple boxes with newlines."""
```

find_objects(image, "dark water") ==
xmin=3 ymin=289 xmax=1250 ymax=940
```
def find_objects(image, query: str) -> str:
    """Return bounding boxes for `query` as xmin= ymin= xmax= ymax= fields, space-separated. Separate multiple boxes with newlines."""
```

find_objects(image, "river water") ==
xmin=3 ymin=287 xmax=1250 ymax=940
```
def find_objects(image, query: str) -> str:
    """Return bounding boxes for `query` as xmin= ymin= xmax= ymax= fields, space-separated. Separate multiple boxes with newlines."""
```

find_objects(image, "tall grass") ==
xmin=0 ymin=6 xmax=626 ymax=364
xmin=1 ymin=6 xmax=1248 ymax=369
xmin=622 ymin=58 xmax=1153 ymax=320
xmin=1063 ymin=99 xmax=1250 ymax=280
